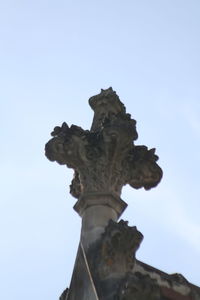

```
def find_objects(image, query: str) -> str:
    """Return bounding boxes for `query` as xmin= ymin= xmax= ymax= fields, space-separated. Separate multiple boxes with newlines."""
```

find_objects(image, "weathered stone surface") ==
xmin=45 ymin=88 xmax=163 ymax=205
xmin=93 ymin=220 xmax=143 ymax=277
xmin=65 ymin=219 xmax=200 ymax=300
xmin=84 ymin=219 xmax=143 ymax=300
xmin=133 ymin=260 xmax=200 ymax=300
xmin=80 ymin=203 xmax=120 ymax=249
xmin=65 ymin=244 xmax=99 ymax=300
xmin=117 ymin=272 xmax=161 ymax=300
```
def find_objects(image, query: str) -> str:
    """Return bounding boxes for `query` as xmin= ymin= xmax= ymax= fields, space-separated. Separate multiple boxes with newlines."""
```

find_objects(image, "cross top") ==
xmin=45 ymin=88 xmax=162 ymax=216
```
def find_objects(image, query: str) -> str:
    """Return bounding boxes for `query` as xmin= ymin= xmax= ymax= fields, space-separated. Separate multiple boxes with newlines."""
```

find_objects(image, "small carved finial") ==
xmin=86 ymin=220 xmax=145 ymax=299
xmin=98 ymin=220 xmax=143 ymax=274
xmin=45 ymin=89 xmax=162 ymax=205
xmin=89 ymin=87 xmax=126 ymax=132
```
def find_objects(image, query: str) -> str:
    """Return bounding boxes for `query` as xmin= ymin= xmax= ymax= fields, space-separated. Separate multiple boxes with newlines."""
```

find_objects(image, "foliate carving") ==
xmin=128 ymin=145 xmax=162 ymax=190
xmin=89 ymin=220 xmax=143 ymax=278
xmin=45 ymin=88 xmax=163 ymax=200
xmin=102 ymin=220 xmax=143 ymax=271
xmin=117 ymin=272 xmax=161 ymax=300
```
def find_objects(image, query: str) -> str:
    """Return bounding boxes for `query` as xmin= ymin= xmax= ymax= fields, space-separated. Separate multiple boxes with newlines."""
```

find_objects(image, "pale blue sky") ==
xmin=1 ymin=1 xmax=200 ymax=299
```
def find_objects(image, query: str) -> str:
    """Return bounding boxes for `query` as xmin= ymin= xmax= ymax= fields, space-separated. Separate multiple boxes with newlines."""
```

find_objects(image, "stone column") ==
xmin=74 ymin=193 xmax=127 ymax=249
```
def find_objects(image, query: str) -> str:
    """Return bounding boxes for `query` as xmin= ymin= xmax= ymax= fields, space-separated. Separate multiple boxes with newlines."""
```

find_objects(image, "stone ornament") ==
xmin=99 ymin=220 xmax=143 ymax=276
xmin=85 ymin=220 xmax=144 ymax=300
xmin=87 ymin=220 xmax=143 ymax=280
xmin=45 ymin=88 xmax=163 ymax=203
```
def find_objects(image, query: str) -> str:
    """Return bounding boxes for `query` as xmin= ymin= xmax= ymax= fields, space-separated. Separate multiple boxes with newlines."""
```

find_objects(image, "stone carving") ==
xmin=85 ymin=220 xmax=144 ymax=300
xmin=88 ymin=220 xmax=143 ymax=279
xmin=45 ymin=88 xmax=162 ymax=201
xmin=117 ymin=272 xmax=161 ymax=300
xmin=100 ymin=220 xmax=143 ymax=275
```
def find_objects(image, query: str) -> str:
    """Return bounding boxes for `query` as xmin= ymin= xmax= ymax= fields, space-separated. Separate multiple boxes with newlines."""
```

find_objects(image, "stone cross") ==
xmin=45 ymin=90 xmax=200 ymax=300
xmin=45 ymin=88 xmax=162 ymax=248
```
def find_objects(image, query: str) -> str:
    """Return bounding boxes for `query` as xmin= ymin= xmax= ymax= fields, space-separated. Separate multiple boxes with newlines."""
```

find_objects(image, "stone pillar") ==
xmin=74 ymin=193 xmax=127 ymax=248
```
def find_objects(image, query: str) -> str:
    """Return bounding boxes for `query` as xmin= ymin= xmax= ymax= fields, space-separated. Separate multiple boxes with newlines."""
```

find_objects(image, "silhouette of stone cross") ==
xmin=45 ymin=88 xmax=162 ymax=218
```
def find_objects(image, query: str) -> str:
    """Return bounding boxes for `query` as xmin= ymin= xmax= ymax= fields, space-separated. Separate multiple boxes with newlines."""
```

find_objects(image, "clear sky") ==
xmin=1 ymin=1 xmax=200 ymax=299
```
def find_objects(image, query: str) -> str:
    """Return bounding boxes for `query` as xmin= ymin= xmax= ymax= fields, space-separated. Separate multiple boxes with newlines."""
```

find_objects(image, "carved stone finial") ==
xmin=89 ymin=87 xmax=127 ymax=132
xmin=84 ymin=220 xmax=144 ymax=300
xmin=89 ymin=220 xmax=143 ymax=278
xmin=45 ymin=88 xmax=162 ymax=215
